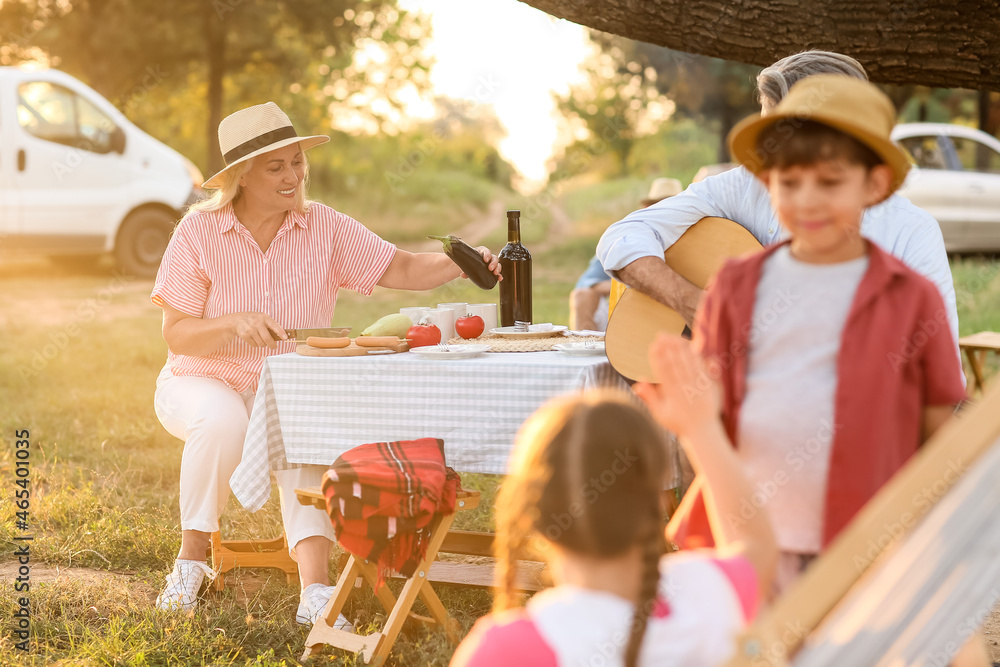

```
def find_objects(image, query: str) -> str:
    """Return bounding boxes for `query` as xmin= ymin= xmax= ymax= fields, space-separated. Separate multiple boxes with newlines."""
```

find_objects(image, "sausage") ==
xmin=305 ymin=336 xmax=351 ymax=349
xmin=354 ymin=336 xmax=402 ymax=348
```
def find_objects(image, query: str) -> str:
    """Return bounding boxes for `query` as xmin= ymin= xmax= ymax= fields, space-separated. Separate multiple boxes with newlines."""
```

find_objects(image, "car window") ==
xmin=951 ymin=135 xmax=1000 ymax=174
xmin=17 ymin=81 xmax=116 ymax=154
xmin=17 ymin=81 xmax=77 ymax=145
xmin=897 ymin=135 xmax=950 ymax=170
xmin=76 ymin=95 xmax=115 ymax=153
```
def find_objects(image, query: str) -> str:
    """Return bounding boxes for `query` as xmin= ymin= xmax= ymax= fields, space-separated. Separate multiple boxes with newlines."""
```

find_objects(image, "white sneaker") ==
xmin=296 ymin=583 xmax=355 ymax=631
xmin=155 ymin=559 xmax=216 ymax=612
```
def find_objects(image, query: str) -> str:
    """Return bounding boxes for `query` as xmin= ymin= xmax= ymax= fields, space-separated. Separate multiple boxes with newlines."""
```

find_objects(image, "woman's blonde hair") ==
xmin=183 ymin=149 xmax=313 ymax=220
xmin=757 ymin=50 xmax=868 ymax=108
xmin=494 ymin=390 xmax=668 ymax=667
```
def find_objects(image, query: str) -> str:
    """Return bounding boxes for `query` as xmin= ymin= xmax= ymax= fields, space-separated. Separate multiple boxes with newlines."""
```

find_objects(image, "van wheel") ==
xmin=115 ymin=209 xmax=175 ymax=278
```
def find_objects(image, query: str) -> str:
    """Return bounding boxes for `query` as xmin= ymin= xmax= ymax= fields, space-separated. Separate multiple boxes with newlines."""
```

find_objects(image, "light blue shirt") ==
xmin=596 ymin=166 xmax=961 ymax=364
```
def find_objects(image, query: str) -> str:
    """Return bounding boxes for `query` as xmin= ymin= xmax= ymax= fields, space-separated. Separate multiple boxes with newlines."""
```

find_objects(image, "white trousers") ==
xmin=154 ymin=364 xmax=335 ymax=556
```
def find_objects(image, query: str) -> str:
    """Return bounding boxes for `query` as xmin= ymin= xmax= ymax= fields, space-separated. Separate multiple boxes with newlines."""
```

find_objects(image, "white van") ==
xmin=0 ymin=67 xmax=202 ymax=276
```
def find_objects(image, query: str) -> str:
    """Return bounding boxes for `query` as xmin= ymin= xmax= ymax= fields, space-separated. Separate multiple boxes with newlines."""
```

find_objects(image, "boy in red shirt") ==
xmin=666 ymin=74 xmax=966 ymax=589
xmin=655 ymin=73 xmax=991 ymax=665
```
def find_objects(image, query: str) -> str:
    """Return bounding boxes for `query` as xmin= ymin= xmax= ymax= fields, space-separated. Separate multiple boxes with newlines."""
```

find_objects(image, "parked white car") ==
xmin=892 ymin=123 xmax=1000 ymax=252
xmin=0 ymin=67 xmax=202 ymax=276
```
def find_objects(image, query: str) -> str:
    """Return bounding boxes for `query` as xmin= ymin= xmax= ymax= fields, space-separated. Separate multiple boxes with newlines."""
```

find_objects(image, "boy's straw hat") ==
xmin=728 ymin=74 xmax=910 ymax=195
xmin=641 ymin=177 xmax=683 ymax=206
xmin=204 ymin=102 xmax=329 ymax=189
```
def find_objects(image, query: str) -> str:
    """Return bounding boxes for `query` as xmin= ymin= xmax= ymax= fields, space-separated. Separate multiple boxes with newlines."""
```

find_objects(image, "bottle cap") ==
xmin=506 ymin=210 xmax=520 ymax=220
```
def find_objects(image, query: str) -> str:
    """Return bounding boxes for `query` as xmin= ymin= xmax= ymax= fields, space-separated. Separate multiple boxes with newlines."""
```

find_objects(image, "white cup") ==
xmin=437 ymin=302 xmax=468 ymax=318
xmin=423 ymin=308 xmax=456 ymax=342
xmin=399 ymin=307 xmax=430 ymax=325
xmin=467 ymin=303 xmax=498 ymax=333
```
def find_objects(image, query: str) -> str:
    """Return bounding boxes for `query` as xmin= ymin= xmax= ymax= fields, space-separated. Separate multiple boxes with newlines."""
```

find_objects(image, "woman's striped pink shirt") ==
xmin=151 ymin=202 xmax=396 ymax=393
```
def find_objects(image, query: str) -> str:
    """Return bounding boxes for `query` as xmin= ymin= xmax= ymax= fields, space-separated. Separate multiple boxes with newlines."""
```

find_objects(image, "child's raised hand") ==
xmin=634 ymin=333 xmax=721 ymax=436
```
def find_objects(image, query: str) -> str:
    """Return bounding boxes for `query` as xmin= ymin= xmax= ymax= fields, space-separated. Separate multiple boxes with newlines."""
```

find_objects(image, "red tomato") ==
xmin=455 ymin=315 xmax=485 ymax=339
xmin=407 ymin=324 xmax=442 ymax=347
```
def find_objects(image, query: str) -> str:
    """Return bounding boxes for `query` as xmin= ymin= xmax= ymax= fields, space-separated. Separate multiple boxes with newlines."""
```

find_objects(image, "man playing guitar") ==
xmin=596 ymin=50 xmax=960 ymax=361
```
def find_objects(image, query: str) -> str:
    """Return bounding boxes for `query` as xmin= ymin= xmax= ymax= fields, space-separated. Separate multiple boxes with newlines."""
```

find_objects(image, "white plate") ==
xmin=553 ymin=342 xmax=606 ymax=357
xmin=490 ymin=325 xmax=568 ymax=339
xmin=408 ymin=344 xmax=491 ymax=359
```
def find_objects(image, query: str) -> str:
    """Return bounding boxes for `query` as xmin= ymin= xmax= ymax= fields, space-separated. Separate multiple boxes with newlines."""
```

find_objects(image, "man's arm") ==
xmin=617 ymin=258 xmax=703 ymax=326
xmin=597 ymin=167 xmax=770 ymax=326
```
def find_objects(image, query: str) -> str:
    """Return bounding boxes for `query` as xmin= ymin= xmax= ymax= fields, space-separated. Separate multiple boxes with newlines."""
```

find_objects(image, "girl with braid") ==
xmin=451 ymin=361 xmax=777 ymax=667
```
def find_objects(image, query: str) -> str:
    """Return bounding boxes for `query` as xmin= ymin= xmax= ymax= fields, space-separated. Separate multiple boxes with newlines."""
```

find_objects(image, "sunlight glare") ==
xmin=398 ymin=0 xmax=591 ymax=190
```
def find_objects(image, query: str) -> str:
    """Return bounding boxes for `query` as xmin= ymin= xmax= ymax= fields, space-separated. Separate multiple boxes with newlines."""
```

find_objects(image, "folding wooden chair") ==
xmin=295 ymin=486 xmax=484 ymax=665
xmin=208 ymin=532 xmax=298 ymax=592
xmin=959 ymin=331 xmax=1000 ymax=395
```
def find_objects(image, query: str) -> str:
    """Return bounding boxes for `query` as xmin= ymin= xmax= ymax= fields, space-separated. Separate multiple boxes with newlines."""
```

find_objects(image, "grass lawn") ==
xmin=1 ymin=201 xmax=998 ymax=664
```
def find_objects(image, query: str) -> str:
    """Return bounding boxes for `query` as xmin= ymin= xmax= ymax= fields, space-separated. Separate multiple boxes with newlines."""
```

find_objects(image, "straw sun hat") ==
xmin=641 ymin=177 xmax=683 ymax=206
xmin=203 ymin=101 xmax=329 ymax=189
xmin=727 ymin=74 xmax=910 ymax=197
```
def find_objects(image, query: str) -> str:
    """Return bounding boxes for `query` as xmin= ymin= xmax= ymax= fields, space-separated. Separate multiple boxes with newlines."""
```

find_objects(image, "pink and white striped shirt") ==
xmin=151 ymin=202 xmax=396 ymax=393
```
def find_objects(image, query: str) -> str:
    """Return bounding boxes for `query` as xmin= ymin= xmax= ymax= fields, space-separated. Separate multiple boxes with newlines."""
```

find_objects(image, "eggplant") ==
xmin=427 ymin=235 xmax=498 ymax=289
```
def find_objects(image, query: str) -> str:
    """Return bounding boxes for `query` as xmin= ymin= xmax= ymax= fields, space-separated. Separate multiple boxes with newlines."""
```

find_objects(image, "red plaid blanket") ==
xmin=321 ymin=438 xmax=461 ymax=586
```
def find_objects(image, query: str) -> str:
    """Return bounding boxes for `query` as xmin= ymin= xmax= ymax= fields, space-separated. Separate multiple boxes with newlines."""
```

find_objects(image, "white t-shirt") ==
xmin=737 ymin=246 xmax=869 ymax=552
xmin=451 ymin=551 xmax=759 ymax=667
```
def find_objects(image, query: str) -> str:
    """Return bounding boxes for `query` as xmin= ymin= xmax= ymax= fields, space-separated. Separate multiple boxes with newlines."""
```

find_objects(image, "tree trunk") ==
xmin=519 ymin=0 xmax=1000 ymax=91
xmin=204 ymin=7 xmax=226 ymax=177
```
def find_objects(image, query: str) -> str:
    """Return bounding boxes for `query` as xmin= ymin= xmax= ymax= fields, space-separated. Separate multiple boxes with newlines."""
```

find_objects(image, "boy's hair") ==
xmin=757 ymin=51 xmax=867 ymax=107
xmin=494 ymin=390 xmax=668 ymax=667
xmin=756 ymin=119 xmax=884 ymax=172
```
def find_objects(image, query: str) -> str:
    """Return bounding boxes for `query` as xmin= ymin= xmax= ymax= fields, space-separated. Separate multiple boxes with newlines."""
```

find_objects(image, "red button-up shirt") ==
xmin=151 ymin=202 xmax=396 ymax=393
xmin=669 ymin=240 xmax=965 ymax=550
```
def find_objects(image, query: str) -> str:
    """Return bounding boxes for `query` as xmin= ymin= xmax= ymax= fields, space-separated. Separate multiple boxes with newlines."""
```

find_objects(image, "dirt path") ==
xmin=535 ymin=201 xmax=574 ymax=253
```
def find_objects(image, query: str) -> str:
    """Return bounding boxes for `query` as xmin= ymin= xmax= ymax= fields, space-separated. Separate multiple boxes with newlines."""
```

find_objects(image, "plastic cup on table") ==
xmin=437 ymin=302 xmax=468 ymax=318
xmin=467 ymin=303 xmax=498 ymax=333
xmin=423 ymin=308 xmax=456 ymax=342
xmin=399 ymin=307 xmax=430 ymax=325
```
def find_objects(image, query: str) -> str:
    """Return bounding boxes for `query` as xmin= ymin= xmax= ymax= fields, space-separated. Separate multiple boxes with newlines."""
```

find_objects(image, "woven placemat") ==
xmin=446 ymin=332 xmax=604 ymax=352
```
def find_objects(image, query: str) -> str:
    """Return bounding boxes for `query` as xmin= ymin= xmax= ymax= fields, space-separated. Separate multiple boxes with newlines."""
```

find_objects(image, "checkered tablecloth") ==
xmin=230 ymin=351 xmax=630 ymax=511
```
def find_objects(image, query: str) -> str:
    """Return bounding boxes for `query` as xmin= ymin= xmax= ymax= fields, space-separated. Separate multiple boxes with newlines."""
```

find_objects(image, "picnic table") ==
xmin=230 ymin=349 xmax=639 ymax=512
xmin=220 ymin=349 xmax=637 ymax=595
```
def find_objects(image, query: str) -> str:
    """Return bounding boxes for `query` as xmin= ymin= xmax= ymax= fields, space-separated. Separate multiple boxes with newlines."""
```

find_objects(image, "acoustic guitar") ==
xmin=605 ymin=217 xmax=763 ymax=382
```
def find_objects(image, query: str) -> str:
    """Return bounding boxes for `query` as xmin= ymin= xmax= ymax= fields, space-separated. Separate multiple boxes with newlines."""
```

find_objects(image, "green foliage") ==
xmin=626 ymin=118 xmax=720 ymax=185
xmin=632 ymin=41 xmax=760 ymax=150
xmin=0 ymin=0 xmax=433 ymax=174
xmin=557 ymin=177 xmax=649 ymax=233
xmin=550 ymin=117 xmax=718 ymax=190
xmin=550 ymin=32 xmax=750 ymax=183
xmin=553 ymin=34 xmax=669 ymax=178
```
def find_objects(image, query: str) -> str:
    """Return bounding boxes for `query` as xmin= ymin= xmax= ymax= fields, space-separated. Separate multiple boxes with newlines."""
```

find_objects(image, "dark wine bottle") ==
xmin=498 ymin=210 xmax=532 ymax=327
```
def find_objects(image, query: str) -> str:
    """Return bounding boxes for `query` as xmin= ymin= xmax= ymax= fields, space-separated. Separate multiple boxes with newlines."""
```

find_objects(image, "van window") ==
xmin=17 ymin=81 xmax=117 ymax=154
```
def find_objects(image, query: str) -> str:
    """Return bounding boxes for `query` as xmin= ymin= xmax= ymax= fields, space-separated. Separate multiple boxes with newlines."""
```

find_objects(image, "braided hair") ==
xmin=493 ymin=390 xmax=669 ymax=666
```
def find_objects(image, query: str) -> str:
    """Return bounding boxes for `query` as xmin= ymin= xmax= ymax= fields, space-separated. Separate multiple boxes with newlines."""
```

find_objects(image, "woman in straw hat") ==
xmin=149 ymin=102 xmax=501 ymax=626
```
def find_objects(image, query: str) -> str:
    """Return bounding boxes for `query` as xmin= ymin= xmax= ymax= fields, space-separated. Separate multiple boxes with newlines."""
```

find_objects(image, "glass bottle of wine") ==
xmin=499 ymin=210 xmax=532 ymax=327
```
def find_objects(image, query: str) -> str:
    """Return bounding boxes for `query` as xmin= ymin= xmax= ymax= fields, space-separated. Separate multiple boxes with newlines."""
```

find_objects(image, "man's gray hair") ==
xmin=757 ymin=51 xmax=868 ymax=106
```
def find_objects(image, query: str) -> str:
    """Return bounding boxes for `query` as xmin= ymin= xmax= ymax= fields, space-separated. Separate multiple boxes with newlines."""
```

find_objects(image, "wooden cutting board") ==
xmin=296 ymin=340 xmax=409 ymax=357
